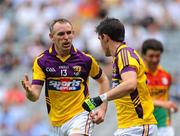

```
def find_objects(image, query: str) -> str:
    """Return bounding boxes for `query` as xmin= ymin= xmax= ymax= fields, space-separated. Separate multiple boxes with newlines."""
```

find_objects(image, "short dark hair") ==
xmin=49 ymin=18 xmax=72 ymax=33
xmin=141 ymin=39 xmax=164 ymax=55
xmin=96 ymin=17 xmax=125 ymax=42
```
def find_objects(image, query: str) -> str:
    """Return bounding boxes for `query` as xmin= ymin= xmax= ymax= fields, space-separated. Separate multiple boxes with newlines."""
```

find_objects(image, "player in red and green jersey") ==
xmin=142 ymin=39 xmax=178 ymax=136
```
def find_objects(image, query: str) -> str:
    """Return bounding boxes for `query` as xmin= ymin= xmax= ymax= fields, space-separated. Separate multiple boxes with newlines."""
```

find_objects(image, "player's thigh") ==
xmin=67 ymin=111 xmax=94 ymax=136
xmin=114 ymin=125 xmax=157 ymax=136
xmin=158 ymin=126 xmax=174 ymax=136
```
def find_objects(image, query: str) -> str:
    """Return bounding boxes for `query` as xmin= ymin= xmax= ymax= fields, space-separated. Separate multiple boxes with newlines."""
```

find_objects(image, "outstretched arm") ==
xmin=154 ymin=100 xmax=178 ymax=112
xmin=21 ymin=74 xmax=43 ymax=102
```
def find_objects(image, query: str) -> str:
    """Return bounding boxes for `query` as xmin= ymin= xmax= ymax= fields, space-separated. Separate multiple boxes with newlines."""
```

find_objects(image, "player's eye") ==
xmin=66 ymin=31 xmax=72 ymax=35
xmin=57 ymin=32 xmax=65 ymax=36
xmin=57 ymin=31 xmax=72 ymax=36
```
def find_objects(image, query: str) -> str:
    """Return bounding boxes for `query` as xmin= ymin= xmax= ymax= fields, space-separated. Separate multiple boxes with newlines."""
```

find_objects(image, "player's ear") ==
xmin=103 ymin=34 xmax=110 ymax=42
xmin=49 ymin=33 xmax=53 ymax=40
xmin=101 ymin=34 xmax=105 ymax=39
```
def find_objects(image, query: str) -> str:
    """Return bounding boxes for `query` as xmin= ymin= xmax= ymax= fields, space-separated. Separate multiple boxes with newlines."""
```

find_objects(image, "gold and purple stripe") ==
xmin=45 ymin=81 xmax=51 ymax=113
xmin=32 ymin=80 xmax=44 ymax=86
xmin=142 ymin=125 xmax=149 ymax=136
xmin=121 ymin=66 xmax=136 ymax=74
xmin=120 ymin=49 xmax=129 ymax=67
xmin=93 ymin=68 xmax=102 ymax=79
xmin=85 ymin=114 xmax=92 ymax=135
xmin=130 ymin=89 xmax=143 ymax=118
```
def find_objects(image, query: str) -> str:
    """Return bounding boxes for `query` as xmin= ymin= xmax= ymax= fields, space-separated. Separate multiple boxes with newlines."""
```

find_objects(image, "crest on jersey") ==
xmin=162 ymin=77 xmax=168 ymax=85
xmin=112 ymin=67 xmax=116 ymax=73
xmin=73 ymin=66 xmax=81 ymax=76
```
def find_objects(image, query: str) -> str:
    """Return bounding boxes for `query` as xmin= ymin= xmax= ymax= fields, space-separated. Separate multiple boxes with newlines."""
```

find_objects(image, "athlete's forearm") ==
xmin=82 ymin=73 xmax=109 ymax=112
xmin=26 ymin=91 xmax=39 ymax=102
xmin=153 ymin=100 xmax=165 ymax=107
xmin=26 ymin=85 xmax=42 ymax=102
xmin=97 ymin=72 xmax=109 ymax=111
xmin=82 ymin=79 xmax=136 ymax=112
xmin=82 ymin=71 xmax=137 ymax=112
xmin=97 ymin=72 xmax=110 ymax=95
xmin=105 ymin=70 xmax=137 ymax=101
xmin=106 ymin=78 xmax=137 ymax=101
xmin=153 ymin=100 xmax=172 ymax=109
xmin=154 ymin=100 xmax=177 ymax=111
xmin=99 ymin=101 xmax=108 ymax=112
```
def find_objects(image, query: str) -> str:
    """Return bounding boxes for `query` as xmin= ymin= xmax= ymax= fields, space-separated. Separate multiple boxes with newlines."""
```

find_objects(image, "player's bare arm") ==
xmin=106 ymin=71 xmax=137 ymax=101
xmin=83 ymin=71 xmax=137 ymax=112
xmin=154 ymin=100 xmax=178 ymax=112
xmin=91 ymin=72 xmax=109 ymax=124
xmin=96 ymin=72 xmax=109 ymax=105
xmin=21 ymin=74 xmax=42 ymax=102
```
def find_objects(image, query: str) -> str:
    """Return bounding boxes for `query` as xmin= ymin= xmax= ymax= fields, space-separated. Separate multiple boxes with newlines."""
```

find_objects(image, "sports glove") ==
xmin=82 ymin=96 xmax=103 ymax=112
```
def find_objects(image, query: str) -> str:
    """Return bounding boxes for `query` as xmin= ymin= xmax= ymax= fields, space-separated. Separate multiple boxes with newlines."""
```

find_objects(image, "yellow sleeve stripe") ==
xmin=120 ymin=49 xmax=129 ymax=67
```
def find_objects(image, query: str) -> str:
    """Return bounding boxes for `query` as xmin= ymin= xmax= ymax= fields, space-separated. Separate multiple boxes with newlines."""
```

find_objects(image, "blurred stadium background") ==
xmin=0 ymin=0 xmax=180 ymax=135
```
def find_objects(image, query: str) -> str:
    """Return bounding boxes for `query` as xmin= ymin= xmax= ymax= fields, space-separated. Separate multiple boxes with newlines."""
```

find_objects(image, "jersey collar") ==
xmin=49 ymin=44 xmax=78 ymax=62
xmin=114 ymin=42 xmax=127 ymax=57
xmin=49 ymin=44 xmax=77 ymax=56
xmin=145 ymin=65 xmax=161 ymax=75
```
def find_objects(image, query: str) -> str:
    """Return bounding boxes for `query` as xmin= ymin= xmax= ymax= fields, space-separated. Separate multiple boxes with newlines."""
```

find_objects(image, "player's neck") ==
xmin=110 ymin=41 xmax=123 ymax=57
xmin=55 ymin=46 xmax=70 ymax=57
xmin=144 ymin=62 xmax=157 ymax=73
xmin=148 ymin=65 xmax=158 ymax=73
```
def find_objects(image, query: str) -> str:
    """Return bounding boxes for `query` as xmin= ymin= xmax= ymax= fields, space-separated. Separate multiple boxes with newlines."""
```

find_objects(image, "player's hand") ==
xmin=164 ymin=101 xmax=178 ymax=113
xmin=21 ymin=74 xmax=32 ymax=94
xmin=90 ymin=107 xmax=106 ymax=124
xmin=82 ymin=97 xmax=103 ymax=112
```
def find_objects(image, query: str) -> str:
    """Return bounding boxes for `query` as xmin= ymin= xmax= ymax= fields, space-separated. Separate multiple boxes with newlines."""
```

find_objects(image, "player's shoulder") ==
xmin=35 ymin=49 xmax=47 ymax=59
xmin=118 ymin=46 xmax=141 ymax=61
xmin=33 ymin=49 xmax=51 ymax=65
xmin=76 ymin=49 xmax=96 ymax=61
xmin=118 ymin=45 xmax=137 ymax=55
xmin=158 ymin=66 xmax=171 ymax=77
xmin=82 ymin=52 xmax=93 ymax=59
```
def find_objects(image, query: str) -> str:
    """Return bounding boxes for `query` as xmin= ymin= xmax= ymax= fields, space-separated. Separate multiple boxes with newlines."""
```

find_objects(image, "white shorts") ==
xmin=51 ymin=111 xmax=94 ymax=136
xmin=158 ymin=126 xmax=174 ymax=136
xmin=114 ymin=125 xmax=158 ymax=136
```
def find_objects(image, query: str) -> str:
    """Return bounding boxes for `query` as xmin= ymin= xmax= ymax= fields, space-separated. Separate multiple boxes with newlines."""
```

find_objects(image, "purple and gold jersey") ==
xmin=32 ymin=44 xmax=102 ymax=126
xmin=112 ymin=44 xmax=157 ymax=128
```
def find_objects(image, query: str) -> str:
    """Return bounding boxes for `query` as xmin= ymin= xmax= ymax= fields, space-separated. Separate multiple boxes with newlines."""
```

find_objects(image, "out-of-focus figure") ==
xmin=142 ymin=39 xmax=178 ymax=136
